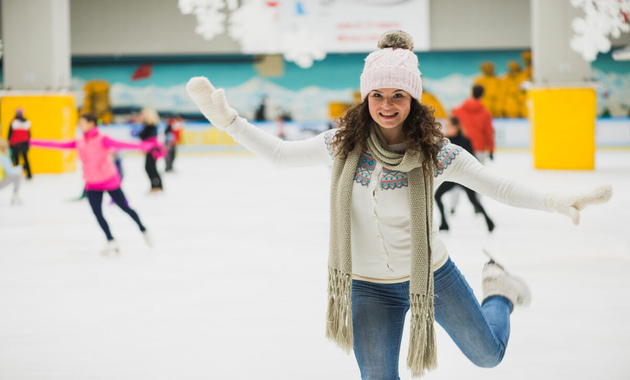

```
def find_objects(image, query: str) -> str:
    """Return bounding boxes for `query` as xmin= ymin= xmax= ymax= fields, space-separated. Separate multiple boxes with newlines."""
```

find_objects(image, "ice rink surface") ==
xmin=1 ymin=149 xmax=629 ymax=380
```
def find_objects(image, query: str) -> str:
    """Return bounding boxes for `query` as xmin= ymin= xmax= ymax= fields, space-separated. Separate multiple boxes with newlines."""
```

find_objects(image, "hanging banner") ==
xmin=320 ymin=0 xmax=430 ymax=52
xmin=236 ymin=0 xmax=430 ymax=55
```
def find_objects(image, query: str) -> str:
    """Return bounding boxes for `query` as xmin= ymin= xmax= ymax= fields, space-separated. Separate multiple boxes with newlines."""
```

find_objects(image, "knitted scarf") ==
xmin=326 ymin=125 xmax=437 ymax=377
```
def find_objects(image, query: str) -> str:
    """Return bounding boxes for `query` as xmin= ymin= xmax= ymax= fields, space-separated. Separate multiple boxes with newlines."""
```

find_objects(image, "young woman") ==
xmin=434 ymin=116 xmax=495 ymax=232
xmin=186 ymin=31 xmax=612 ymax=379
xmin=138 ymin=108 xmax=164 ymax=192
xmin=31 ymin=113 xmax=159 ymax=255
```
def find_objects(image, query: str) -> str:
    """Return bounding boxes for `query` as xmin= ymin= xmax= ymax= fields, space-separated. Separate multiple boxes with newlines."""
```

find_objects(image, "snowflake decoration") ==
xmin=282 ymin=27 xmax=326 ymax=68
xmin=180 ymin=0 xmax=327 ymax=68
xmin=570 ymin=0 xmax=630 ymax=61
xmin=229 ymin=0 xmax=280 ymax=53
xmin=178 ymin=0 xmax=228 ymax=40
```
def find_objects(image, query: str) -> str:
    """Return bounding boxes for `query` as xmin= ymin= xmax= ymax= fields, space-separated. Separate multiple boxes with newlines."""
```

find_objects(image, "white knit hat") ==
xmin=360 ymin=32 xmax=423 ymax=101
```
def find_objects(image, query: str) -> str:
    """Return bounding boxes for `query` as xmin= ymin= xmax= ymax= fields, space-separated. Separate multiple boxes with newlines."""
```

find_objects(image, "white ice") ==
xmin=1 ymin=149 xmax=629 ymax=380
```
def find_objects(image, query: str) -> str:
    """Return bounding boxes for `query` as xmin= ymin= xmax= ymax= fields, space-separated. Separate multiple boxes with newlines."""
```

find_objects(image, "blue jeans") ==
xmin=351 ymin=257 xmax=512 ymax=380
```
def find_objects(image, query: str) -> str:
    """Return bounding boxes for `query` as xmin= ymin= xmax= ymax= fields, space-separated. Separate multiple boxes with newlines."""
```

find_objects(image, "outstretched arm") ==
xmin=438 ymin=146 xmax=612 ymax=225
xmin=30 ymin=139 xmax=77 ymax=149
xmin=102 ymin=136 xmax=166 ymax=159
xmin=102 ymin=136 xmax=148 ymax=150
xmin=225 ymin=118 xmax=333 ymax=166
xmin=186 ymin=77 xmax=332 ymax=167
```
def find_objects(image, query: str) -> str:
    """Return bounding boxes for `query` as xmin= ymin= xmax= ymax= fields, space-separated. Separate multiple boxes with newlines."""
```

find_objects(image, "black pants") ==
xmin=435 ymin=181 xmax=494 ymax=232
xmin=86 ymin=188 xmax=146 ymax=241
xmin=10 ymin=142 xmax=31 ymax=178
xmin=165 ymin=145 xmax=176 ymax=172
xmin=145 ymin=152 xmax=162 ymax=189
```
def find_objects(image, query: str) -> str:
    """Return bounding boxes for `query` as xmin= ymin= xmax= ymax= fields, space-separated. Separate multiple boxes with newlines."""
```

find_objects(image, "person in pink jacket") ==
xmin=31 ymin=113 xmax=159 ymax=255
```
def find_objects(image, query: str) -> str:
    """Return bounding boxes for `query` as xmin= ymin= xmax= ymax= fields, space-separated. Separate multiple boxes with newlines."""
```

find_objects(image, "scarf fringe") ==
xmin=325 ymin=267 xmax=353 ymax=352
xmin=407 ymin=292 xmax=438 ymax=378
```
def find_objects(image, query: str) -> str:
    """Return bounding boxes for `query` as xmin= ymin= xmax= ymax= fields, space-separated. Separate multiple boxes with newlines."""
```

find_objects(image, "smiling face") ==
xmin=367 ymin=88 xmax=412 ymax=143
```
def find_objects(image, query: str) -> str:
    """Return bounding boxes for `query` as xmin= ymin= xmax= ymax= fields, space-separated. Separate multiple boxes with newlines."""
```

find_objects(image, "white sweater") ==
xmin=225 ymin=118 xmax=549 ymax=282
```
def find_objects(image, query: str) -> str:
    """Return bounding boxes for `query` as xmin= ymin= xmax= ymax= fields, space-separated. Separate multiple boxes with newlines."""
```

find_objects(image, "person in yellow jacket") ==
xmin=499 ymin=61 xmax=527 ymax=118
xmin=420 ymin=90 xmax=447 ymax=118
xmin=517 ymin=51 xmax=533 ymax=117
xmin=519 ymin=51 xmax=533 ymax=83
xmin=474 ymin=62 xmax=502 ymax=117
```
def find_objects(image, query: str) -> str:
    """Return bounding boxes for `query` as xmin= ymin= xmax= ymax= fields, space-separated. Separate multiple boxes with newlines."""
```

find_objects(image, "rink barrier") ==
xmin=55 ymin=117 xmax=630 ymax=155
xmin=0 ymin=94 xmax=78 ymax=174
xmin=528 ymin=88 xmax=597 ymax=170
xmin=180 ymin=127 xmax=239 ymax=147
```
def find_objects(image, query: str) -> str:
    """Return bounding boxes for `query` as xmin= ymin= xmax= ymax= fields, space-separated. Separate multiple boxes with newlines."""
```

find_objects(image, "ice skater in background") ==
xmin=138 ymin=108 xmax=164 ymax=192
xmin=0 ymin=139 xmax=23 ymax=205
xmin=434 ymin=116 xmax=495 ymax=232
xmin=7 ymin=107 xmax=32 ymax=179
xmin=187 ymin=31 xmax=612 ymax=379
xmin=74 ymin=120 xmax=125 ymax=203
xmin=164 ymin=115 xmax=184 ymax=172
xmin=450 ymin=84 xmax=496 ymax=215
xmin=30 ymin=113 xmax=160 ymax=255
xmin=453 ymin=84 xmax=495 ymax=164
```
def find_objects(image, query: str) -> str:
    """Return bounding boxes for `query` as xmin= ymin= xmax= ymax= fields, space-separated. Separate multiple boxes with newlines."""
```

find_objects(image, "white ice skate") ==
xmin=482 ymin=248 xmax=532 ymax=308
xmin=101 ymin=240 xmax=120 ymax=256
xmin=142 ymin=230 xmax=154 ymax=248
xmin=11 ymin=195 xmax=22 ymax=205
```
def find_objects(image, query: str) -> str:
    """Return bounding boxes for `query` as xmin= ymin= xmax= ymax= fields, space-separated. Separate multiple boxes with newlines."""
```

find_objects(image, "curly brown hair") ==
xmin=331 ymin=98 xmax=444 ymax=175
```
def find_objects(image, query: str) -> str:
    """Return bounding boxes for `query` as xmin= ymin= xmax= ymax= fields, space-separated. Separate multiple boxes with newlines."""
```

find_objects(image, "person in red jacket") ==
xmin=453 ymin=85 xmax=495 ymax=164
xmin=7 ymin=107 xmax=32 ymax=179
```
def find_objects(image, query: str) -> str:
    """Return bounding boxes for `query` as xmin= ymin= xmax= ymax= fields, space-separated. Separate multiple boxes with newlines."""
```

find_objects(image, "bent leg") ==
xmin=165 ymin=146 xmax=174 ymax=171
xmin=108 ymin=188 xmax=146 ymax=232
xmin=435 ymin=182 xmax=456 ymax=230
xmin=11 ymin=173 xmax=21 ymax=195
xmin=352 ymin=280 xmax=409 ymax=380
xmin=0 ymin=172 xmax=20 ymax=191
xmin=86 ymin=190 xmax=114 ymax=240
xmin=462 ymin=186 xmax=495 ymax=231
xmin=145 ymin=153 xmax=163 ymax=189
xmin=11 ymin=148 xmax=19 ymax=166
xmin=20 ymin=146 xmax=32 ymax=178
xmin=433 ymin=258 xmax=512 ymax=368
xmin=449 ymin=185 xmax=462 ymax=213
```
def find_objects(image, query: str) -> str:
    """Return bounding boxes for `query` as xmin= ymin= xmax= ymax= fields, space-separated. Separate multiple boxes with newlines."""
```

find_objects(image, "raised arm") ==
xmin=186 ymin=77 xmax=332 ymax=167
xmin=30 ymin=138 xmax=77 ymax=149
xmin=437 ymin=144 xmax=612 ymax=225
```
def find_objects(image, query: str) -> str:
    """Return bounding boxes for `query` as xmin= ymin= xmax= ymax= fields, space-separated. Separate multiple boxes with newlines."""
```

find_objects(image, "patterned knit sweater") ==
xmin=225 ymin=117 xmax=549 ymax=282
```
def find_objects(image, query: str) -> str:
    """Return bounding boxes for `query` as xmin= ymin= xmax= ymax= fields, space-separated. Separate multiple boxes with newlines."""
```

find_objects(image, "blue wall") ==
xmin=2 ymin=49 xmax=629 ymax=120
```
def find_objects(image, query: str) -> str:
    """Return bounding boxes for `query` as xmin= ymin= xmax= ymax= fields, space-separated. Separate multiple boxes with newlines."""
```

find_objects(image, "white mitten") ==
xmin=546 ymin=184 xmax=613 ymax=225
xmin=186 ymin=77 xmax=238 ymax=130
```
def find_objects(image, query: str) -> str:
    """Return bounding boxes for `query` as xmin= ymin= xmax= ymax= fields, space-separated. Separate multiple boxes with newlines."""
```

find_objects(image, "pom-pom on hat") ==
xmin=360 ymin=30 xmax=423 ymax=101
